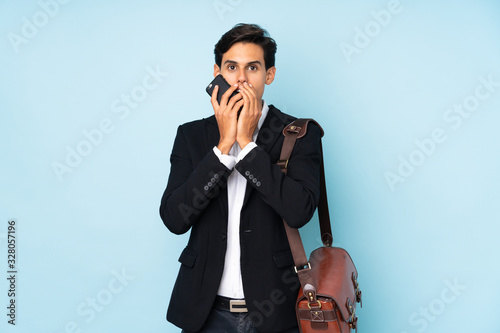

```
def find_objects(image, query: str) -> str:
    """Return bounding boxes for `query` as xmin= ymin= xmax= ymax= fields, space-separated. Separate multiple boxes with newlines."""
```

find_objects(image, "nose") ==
xmin=237 ymin=68 xmax=247 ymax=85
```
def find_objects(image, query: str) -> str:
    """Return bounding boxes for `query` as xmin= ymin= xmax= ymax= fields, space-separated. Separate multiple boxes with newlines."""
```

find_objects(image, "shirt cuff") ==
xmin=236 ymin=142 xmax=257 ymax=163
xmin=213 ymin=146 xmax=236 ymax=170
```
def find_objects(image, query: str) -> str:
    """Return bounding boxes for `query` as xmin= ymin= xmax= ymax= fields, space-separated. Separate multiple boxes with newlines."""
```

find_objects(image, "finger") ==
xmin=237 ymin=87 xmax=253 ymax=115
xmin=227 ymin=91 xmax=243 ymax=105
xmin=241 ymin=84 xmax=259 ymax=116
xmin=227 ymin=92 xmax=244 ymax=112
xmin=233 ymin=98 xmax=245 ymax=111
xmin=238 ymin=85 xmax=251 ymax=103
xmin=211 ymin=85 xmax=220 ymax=111
xmin=220 ymin=84 xmax=239 ymax=107
xmin=241 ymin=82 xmax=257 ymax=99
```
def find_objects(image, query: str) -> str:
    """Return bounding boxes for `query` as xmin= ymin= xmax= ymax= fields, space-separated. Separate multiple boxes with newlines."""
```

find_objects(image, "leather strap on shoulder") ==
xmin=277 ymin=119 xmax=324 ymax=172
xmin=278 ymin=118 xmax=333 ymax=288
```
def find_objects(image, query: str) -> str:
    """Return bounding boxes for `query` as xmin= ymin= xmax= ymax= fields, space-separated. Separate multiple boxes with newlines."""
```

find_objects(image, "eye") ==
xmin=248 ymin=65 xmax=257 ymax=71
xmin=227 ymin=65 xmax=236 ymax=71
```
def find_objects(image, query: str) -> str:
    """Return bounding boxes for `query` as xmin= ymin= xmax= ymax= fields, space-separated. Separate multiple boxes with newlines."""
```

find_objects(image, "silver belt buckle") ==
xmin=229 ymin=299 xmax=247 ymax=313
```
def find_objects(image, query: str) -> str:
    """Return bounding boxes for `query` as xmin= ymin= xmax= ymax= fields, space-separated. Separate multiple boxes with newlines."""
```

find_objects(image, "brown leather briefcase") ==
xmin=295 ymin=247 xmax=361 ymax=332
xmin=278 ymin=119 xmax=362 ymax=332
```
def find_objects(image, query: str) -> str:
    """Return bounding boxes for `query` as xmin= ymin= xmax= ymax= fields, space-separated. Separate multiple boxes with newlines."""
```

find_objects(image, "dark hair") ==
xmin=214 ymin=23 xmax=277 ymax=70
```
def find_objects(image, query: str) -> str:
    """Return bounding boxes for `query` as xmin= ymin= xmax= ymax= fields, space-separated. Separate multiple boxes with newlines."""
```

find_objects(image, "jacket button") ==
xmin=204 ymin=186 xmax=209 ymax=191
xmin=256 ymin=182 xmax=261 ymax=187
xmin=245 ymin=171 xmax=250 ymax=176
xmin=249 ymin=174 xmax=254 ymax=180
xmin=252 ymin=178 xmax=257 ymax=183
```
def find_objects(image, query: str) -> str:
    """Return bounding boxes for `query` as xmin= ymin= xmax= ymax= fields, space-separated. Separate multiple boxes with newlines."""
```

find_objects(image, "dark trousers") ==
xmin=181 ymin=307 xmax=300 ymax=333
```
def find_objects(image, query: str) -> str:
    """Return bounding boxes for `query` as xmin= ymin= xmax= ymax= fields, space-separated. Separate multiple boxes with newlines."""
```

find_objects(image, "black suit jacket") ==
xmin=160 ymin=105 xmax=322 ymax=332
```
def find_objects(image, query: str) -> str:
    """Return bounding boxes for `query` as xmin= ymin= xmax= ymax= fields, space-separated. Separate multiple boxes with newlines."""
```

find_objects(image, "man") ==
xmin=160 ymin=23 xmax=322 ymax=333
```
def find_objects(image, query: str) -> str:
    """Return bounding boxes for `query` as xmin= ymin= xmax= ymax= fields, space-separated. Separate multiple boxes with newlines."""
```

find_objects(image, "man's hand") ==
xmin=236 ymin=82 xmax=261 ymax=149
xmin=211 ymin=83 xmax=244 ymax=154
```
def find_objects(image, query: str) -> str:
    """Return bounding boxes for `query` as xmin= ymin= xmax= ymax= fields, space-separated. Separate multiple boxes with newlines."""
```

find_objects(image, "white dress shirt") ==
xmin=213 ymin=101 xmax=269 ymax=299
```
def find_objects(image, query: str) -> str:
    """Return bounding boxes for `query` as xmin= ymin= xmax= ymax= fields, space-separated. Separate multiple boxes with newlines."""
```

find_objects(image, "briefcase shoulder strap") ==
xmin=279 ymin=118 xmax=333 ymax=285
xmin=278 ymin=119 xmax=323 ymax=171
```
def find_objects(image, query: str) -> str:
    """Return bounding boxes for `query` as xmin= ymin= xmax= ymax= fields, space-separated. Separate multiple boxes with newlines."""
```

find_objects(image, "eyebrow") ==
xmin=223 ymin=60 xmax=262 ymax=67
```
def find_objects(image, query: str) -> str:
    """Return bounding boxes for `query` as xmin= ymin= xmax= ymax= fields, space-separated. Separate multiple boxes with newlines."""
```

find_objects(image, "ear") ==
xmin=265 ymin=66 xmax=276 ymax=85
xmin=213 ymin=64 xmax=221 ymax=77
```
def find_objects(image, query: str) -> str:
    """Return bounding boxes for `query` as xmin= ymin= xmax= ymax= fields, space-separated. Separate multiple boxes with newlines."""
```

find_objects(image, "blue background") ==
xmin=1 ymin=0 xmax=499 ymax=332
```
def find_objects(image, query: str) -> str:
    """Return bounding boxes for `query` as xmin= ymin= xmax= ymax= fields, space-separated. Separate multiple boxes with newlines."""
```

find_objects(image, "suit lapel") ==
xmin=255 ymin=105 xmax=289 ymax=152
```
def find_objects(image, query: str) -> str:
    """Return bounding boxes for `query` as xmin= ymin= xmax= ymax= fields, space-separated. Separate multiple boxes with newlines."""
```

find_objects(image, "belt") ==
xmin=214 ymin=295 xmax=248 ymax=313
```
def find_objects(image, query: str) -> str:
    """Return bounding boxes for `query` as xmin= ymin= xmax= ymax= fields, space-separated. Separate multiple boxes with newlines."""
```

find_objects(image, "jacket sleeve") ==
xmin=234 ymin=123 xmax=322 ymax=228
xmin=159 ymin=125 xmax=231 ymax=235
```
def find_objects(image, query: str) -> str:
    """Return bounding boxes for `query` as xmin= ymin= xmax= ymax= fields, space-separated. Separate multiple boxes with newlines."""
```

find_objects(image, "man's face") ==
xmin=214 ymin=42 xmax=276 ymax=103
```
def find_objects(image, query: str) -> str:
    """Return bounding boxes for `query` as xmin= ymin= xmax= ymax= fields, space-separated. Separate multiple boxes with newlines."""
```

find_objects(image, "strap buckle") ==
xmin=294 ymin=262 xmax=311 ymax=273
xmin=347 ymin=298 xmax=358 ymax=330
xmin=277 ymin=159 xmax=289 ymax=169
